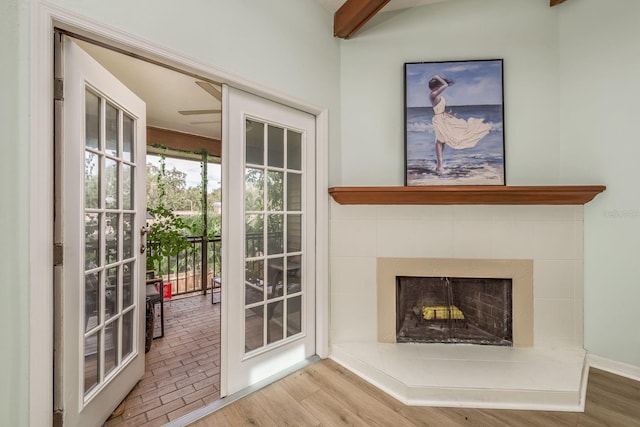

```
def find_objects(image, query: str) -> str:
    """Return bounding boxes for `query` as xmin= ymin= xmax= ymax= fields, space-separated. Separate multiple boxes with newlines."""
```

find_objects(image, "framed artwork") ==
xmin=404 ymin=59 xmax=505 ymax=186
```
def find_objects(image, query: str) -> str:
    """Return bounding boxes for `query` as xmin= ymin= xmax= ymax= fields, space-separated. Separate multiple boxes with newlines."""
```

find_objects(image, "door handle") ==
xmin=140 ymin=226 xmax=148 ymax=253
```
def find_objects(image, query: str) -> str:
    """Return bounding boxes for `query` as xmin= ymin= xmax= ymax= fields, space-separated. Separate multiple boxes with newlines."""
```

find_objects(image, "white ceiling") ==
xmin=316 ymin=0 xmax=449 ymax=14
xmin=76 ymin=40 xmax=221 ymax=140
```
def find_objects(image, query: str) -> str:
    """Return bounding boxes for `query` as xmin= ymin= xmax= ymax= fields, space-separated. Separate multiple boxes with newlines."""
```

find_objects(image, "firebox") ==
xmin=396 ymin=276 xmax=513 ymax=346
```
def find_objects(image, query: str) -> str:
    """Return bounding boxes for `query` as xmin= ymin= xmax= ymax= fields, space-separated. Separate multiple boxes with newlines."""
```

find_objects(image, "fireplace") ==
xmin=378 ymin=258 xmax=532 ymax=347
xmin=329 ymin=203 xmax=588 ymax=410
xmin=396 ymin=276 xmax=513 ymax=346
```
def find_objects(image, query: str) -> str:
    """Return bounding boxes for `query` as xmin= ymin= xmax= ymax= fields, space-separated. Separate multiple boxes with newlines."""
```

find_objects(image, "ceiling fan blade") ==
xmin=178 ymin=109 xmax=222 ymax=115
xmin=196 ymin=81 xmax=222 ymax=102
xmin=190 ymin=119 xmax=221 ymax=125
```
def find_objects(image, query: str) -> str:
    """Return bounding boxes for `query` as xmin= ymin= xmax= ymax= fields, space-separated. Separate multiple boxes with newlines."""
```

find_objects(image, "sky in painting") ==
xmin=405 ymin=60 xmax=503 ymax=107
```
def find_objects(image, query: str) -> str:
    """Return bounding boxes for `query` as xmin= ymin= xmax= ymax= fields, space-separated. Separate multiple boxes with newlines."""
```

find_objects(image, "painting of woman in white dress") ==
xmin=405 ymin=60 xmax=505 ymax=186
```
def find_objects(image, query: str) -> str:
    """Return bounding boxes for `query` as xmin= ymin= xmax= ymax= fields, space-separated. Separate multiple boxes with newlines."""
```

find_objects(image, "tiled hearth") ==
xmin=329 ymin=202 xmax=587 ymax=410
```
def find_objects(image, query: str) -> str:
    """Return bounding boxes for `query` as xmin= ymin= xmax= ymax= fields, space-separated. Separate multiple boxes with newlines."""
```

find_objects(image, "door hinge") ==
xmin=53 ymin=409 xmax=63 ymax=427
xmin=54 ymin=78 xmax=64 ymax=101
xmin=53 ymin=243 xmax=63 ymax=266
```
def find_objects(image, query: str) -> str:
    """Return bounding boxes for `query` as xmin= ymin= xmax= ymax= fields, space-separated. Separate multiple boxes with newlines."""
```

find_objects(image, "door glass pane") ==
xmin=267 ymin=301 xmax=284 ymax=345
xmin=105 ymin=103 xmax=119 ymax=157
xmin=85 ymin=90 xmax=100 ymax=150
xmin=123 ymin=213 xmax=133 ymax=259
xmin=245 ymin=168 xmax=264 ymax=211
xmin=85 ymin=272 xmax=100 ymax=332
xmin=244 ymin=118 xmax=306 ymax=354
xmin=287 ymin=130 xmax=302 ymax=171
xmin=123 ymin=262 xmax=133 ymax=309
xmin=287 ymin=173 xmax=301 ymax=211
xmin=122 ymin=309 xmax=134 ymax=359
xmin=85 ymin=152 xmax=100 ymax=209
xmin=245 ymin=306 xmax=264 ymax=352
xmin=123 ymin=164 xmax=133 ymax=210
xmin=286 ymin=255 xmax=302 ymax=295
xmin=104 ymin=320 xmax=119 ymax=375
xmin=106 ymin=213 xmax=119 ymax=265
xmin=267 ymin=125 xmax=284 ymax=168
xmin=85 ymin=213 xmax=100 ymax=270
xmin=123 ymin=114 xmax=133 ymax=162
xmin=267 ymin=171 xmax=284 ymax=211
xmin=267 ymin=214 xmax=283 ymax=255
xmin=84 ymin=331 xmax=100 ymax=395
xmin=105 ymin=266 xmax=118 ymax=321
xmin=78 ymin=80 xmax=140 ymax=405
xmin=287 ymin=214 xmax=302 ymax=253
xmin=245 ymin=260 xmax=264 ymax=305
xmin=287 ymin=296 xmax=302 ymax=337
xmin=246 ymin=119 xmax=264 ymax=165
xmin=266 ymin=258 xmax=284 ymax=300
xmin=245 ymin=214 xmax=264 ymax=258
xmin=105 ymin=158 xmax=119 ymax=209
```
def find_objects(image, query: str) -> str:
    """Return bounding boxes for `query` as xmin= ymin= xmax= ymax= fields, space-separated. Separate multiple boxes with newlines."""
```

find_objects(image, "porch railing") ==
xmin=147 ymin=236 xmax=221 ymax=298
xmin=148 ymin=232 xmax=283 ymax=298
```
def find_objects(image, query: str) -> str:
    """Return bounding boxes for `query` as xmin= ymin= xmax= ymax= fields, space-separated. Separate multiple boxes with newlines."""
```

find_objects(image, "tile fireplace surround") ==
xmin=329 ymin=201 xmax=588 ymax=411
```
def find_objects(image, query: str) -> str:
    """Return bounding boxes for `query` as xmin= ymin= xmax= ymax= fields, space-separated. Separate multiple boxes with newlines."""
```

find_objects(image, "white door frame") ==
xmin=29 ymin=2 xmax=329 ymax=425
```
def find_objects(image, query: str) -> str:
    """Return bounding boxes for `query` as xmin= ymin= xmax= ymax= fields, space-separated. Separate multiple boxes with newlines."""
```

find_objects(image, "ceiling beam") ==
xmin=550 ymin=0 xmax=567 ymax=6
xmin=334 ymin=0 xmax=391 ymax=39
xmin=147 ymin=126 xmax=221 ymax=158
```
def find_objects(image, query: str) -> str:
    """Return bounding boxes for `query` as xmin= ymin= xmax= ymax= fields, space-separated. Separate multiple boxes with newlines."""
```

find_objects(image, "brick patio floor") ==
xmin=105 ymin=293 xmax=221 ymax=426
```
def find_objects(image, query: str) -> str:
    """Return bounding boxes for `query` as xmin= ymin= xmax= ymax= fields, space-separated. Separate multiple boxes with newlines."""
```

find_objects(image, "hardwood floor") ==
xmin=191 ymin=359 xmax=640 ymax=427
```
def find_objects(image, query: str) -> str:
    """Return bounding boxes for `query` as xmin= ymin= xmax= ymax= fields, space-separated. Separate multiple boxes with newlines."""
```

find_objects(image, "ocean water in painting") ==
xmin=406 ymin=104 xmax=504 ymax=185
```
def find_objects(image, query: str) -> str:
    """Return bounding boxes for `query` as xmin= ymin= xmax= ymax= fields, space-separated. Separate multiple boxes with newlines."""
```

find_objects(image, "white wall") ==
xmin=557 ymin=0 xmax=640 ymax=367
xmin=0 ymin=0 xmax=30 ymax=425
xmin=339 ymin=0 xmax=559 ymax=185
xmin=337 ymin=0 xmax=639 ymax=369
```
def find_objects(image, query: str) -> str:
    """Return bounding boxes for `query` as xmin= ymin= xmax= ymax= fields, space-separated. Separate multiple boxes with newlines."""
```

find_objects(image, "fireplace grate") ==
xmin=396 ymin=276 xmax=513 ymax=346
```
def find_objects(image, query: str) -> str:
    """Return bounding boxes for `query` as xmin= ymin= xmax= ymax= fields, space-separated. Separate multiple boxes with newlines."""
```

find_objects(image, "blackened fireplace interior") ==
xmin=396 ymin=276 xmax=513 ymax=346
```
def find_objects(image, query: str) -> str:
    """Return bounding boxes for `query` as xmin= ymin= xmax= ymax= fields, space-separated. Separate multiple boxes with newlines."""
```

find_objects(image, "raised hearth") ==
xmin=331 ymin=342 xmax=588 ymax=411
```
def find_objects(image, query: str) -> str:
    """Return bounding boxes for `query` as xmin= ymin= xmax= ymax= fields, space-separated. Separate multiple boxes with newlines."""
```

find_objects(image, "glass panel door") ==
xmin=56 ymin=36 xmax=146 ymax=426
xmin=224 ymin=86 xmax=315 ymax=396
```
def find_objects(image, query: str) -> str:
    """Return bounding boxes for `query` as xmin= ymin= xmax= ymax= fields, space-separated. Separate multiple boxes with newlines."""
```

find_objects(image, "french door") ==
xmin=224 ymin=86 xmax=316 ymax=395
xmin=54 ymin=36 xmax=147 ymax=426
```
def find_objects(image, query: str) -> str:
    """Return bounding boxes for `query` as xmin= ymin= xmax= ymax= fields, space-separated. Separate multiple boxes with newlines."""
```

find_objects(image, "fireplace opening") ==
xmin=396 ymin=276 xmax=513 ymax=346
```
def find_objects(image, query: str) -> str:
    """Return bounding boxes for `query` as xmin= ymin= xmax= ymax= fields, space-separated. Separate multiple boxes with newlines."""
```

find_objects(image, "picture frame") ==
xmin=404 ymin=59 xmax=505 ymax=186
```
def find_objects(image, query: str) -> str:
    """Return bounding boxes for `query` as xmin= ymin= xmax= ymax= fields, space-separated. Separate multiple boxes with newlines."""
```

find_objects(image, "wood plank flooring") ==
xmin=191 ymin=359 xmax=640 ymax=427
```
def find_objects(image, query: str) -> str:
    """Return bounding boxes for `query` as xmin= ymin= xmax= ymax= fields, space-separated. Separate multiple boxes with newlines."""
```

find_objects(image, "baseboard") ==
xmin=587 ymin=353 xmax=640 ymax=382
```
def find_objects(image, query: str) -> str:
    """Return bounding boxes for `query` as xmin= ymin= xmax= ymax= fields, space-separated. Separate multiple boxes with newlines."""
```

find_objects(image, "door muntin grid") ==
xmin=244 ymin=118 xmax=304 ymax=355
xmin=82 ymin=87 xmax=138 ymax=403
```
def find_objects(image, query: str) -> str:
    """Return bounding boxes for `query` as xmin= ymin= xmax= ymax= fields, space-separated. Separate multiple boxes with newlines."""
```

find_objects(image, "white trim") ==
xmin=30 ymin=3 xmax=55 ymax=426
xmin=587 ymin=353 xmax=640 ymax=382
xmin=315 ymin=109 xmax=330 ymax=359
xmin=30 ymin=0 xmax=330 ymax=420
xmin=219 ymin=83 xmax=230 ymax=398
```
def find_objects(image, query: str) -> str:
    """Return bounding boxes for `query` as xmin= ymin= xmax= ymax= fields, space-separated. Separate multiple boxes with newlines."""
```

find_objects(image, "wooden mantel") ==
xmin=328 ymin=185 xmax=605 ymax=205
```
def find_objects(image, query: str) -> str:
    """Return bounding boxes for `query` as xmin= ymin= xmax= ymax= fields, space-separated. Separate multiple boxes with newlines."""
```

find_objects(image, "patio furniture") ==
xmin=146 ymin=277 xmax=164 ymax=339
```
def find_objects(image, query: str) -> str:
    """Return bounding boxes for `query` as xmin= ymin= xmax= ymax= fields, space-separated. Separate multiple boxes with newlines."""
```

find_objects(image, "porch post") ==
xmin=201 ymin=156 xmax=208 ymax=295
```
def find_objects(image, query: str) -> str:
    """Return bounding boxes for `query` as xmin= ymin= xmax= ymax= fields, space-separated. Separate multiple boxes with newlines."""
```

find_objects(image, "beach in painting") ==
xmin=406 ymin=104 xmax=505 ymax=186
